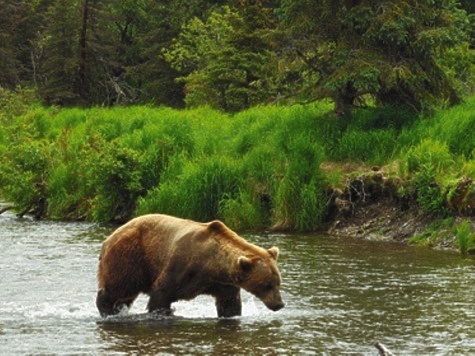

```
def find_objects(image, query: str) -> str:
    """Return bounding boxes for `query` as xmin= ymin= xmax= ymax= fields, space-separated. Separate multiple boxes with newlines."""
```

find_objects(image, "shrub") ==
xmin=428 ymin=97 xmax=475 ymax=157
xmin=87 ymin=142 xmax=144 ymax=222
xmin=456 ymin=220 xmax=475 ymax=254
xmin=411 ymin=164 xmax=450 ymax=218
xmin=400 ymin=139 xmax=454 ymax=176
xmin=0 ymin=139 xmax=51 ymax=217
xmin=219 ymin=190 xmax=267 ymax=231
xmin=272 ymin=136 xmax=327 ymax=231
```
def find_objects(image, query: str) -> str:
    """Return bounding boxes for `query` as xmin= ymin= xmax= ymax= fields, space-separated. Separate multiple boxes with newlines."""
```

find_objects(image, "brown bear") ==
xmin=96 ymin=214 xmax=284 ymax=318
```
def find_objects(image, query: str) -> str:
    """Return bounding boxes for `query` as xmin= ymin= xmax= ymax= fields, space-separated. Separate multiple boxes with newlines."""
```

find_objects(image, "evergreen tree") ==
xmin=0 ymin=0 xmax=23 ymax=88
xmin=125 ymin=0 xmax=186 ymax=107
xmin=0 ymin=0 xmax=50 ymax=89
xmin=276 ymin=0 xmax=473 ymax=114
xmin=129 ymin=0 xmax=231 ymax=107
xmin=38 ymin=0 xmax=80 ymax=104
xmin=84 ymin=0 xmax=146 ymax=105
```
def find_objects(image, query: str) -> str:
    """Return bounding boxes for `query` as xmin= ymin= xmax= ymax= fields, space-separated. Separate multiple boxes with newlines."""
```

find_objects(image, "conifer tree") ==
xmin=276 ymin=0 xmax=473 ymax=114
xmin=38 ymin=0 xmax=80 ymax=104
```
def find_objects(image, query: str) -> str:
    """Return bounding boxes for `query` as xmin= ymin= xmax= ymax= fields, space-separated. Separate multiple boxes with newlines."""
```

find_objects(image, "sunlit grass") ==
xmin=0 ymin=94 xmax=474 ymax=232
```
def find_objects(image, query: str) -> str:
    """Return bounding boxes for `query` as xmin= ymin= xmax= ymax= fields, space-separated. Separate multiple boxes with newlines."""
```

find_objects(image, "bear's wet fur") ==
xmin=96 ymin=214 xmax=284 ymax=318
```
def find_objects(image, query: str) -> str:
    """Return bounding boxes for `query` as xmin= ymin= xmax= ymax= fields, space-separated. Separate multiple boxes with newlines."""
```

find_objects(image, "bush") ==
xmin=456 ymin=220 xmax=475 ymax=254
xmin=0 ymin=139 xmax=50 ymax=217
xmin=272 ymin=136 xmax=327 ymax=231
xmin=428 ymin=97 xmax=475 ymax=157
xmin=1 ymin=96 xmax=473 ymax=233
xmin=219 ymin=190 xmax=268 ymax=231
xmin=411 ymin=164 xmax=450 ymax=218
xmin=400 ymin=139 xmax=454 ymax=175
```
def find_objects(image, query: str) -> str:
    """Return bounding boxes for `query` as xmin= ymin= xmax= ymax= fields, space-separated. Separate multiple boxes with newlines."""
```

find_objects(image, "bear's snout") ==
xmin=262 ymin=290 xmax=285 ymax=312
xmin=269 ymin=301 xmax=285 ymax=311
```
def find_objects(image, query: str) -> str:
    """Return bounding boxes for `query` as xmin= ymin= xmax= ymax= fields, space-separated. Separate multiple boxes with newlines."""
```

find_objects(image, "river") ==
xmin=0 ymin=210 xmax=474 ymax=354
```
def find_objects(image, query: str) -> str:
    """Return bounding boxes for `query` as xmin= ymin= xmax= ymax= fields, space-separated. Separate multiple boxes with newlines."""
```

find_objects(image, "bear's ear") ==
xmin=207 ymin=220 xmax=226 ymax=235
xmin=237 ymin=256 xmax=253 ymax=272
xmin=268 ymin=247 xmax=279 ymax=260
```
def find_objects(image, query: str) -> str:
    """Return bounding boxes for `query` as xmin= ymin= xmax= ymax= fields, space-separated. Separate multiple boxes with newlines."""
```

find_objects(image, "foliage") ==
xmin=401 ymin=139 xmax=454 ymax=175
xmin=0 ymin=137 xmax=50 ymax=217
xmin=0 ymin=87 xmax=39 ymax=119
xmin=275 ymin=0 xmax=473 ymax=113
xmin=411 ymin=164 xmax=451 ymax=218
xmin=456 ymin=220 xmax=475 ymax=254
xmin=38 ymin=0 xmax=81 ymax=105
xmin=421 ymin=96 xmax=475 ymax=157
xmin=164 ymin=6 xmax=275 ymax=112
xmin=1 ymin=0 xmax=472 ymax=113
xmin=0 ymin=94 xmax=474 ymax=231
xmin=137 ymin=155 xmax=242 ymax=222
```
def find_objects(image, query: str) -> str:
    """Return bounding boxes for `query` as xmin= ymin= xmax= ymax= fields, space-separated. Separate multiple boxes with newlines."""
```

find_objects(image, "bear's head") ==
xmin=236 ymin=247 xmax=284 ymax=312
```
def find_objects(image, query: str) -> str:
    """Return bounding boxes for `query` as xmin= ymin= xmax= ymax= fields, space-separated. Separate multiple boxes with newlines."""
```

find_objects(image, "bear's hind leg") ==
xmin=147 ymin=289 xmax=173 ymax=315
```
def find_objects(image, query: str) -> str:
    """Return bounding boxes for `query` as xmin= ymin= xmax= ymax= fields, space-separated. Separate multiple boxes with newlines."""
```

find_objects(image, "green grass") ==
xmin=0 ymin=92 xmax=474 ymax=234
xmin=457 ymin=220 xmax=475 ymax=254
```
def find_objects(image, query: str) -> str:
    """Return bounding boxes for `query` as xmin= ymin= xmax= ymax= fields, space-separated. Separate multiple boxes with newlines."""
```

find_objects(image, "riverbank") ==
xmin=1 ymin=97 xmax=474 ymax=250
xmin=324 ymin=164 xmax=475 ymax=252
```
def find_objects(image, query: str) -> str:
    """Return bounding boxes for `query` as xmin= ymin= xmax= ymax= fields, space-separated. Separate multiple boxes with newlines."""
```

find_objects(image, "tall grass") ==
xmin=0 ymin=94 xmax=474 ymax=231
xmin=137 ymin=155 xmax=242 ymax=222
xmin=456 ymin=220 xmax=475 ymax=254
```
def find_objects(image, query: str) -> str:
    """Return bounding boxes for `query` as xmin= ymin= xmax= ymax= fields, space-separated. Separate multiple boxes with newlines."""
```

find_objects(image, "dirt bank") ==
xmin=323 ymin=164 xmax=475 ymax=251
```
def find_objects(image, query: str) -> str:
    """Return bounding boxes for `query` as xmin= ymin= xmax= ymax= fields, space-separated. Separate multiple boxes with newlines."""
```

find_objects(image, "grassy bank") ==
xmin=0 ymin=93 xmax=474 ymax=250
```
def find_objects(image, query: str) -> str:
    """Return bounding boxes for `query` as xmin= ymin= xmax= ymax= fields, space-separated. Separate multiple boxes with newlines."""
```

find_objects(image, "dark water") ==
xmin=0 ymin=210 xmax=474 ymax=355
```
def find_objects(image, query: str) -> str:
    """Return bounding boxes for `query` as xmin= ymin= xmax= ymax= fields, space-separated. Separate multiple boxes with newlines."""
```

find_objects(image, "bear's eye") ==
xmin=264 ymin=283 xmax=273 ymax=291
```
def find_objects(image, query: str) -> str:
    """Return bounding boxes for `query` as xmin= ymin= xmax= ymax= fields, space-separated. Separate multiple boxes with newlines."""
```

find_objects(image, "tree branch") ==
xmin=374 ymin=342 xmax=395 ymax=356
xmin=0 ymin=205 xmax=14 ymax=215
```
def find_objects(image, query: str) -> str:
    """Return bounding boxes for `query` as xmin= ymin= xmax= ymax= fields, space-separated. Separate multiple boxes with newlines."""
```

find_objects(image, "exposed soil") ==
xmin=327 ymin=198 xmax=439 ymax=243
xmin=322 ymin=164 xmax=475 ymax=251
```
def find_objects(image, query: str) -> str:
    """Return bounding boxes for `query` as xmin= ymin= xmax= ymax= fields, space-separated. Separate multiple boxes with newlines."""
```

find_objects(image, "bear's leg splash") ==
xmin=96 ymin=288 xmax=137 ymax=317
xmin=214 ymin=286 xmax=242 ymax=318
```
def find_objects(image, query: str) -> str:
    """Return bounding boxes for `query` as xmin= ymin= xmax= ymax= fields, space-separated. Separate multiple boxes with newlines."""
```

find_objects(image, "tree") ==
xmin=129 ymin=0 xmax=232 ymax=108
xmin=459 ymin=0 xmax=475 ymax=14
xmin=0 ymin=0 xmax=24 ymax=89
xmin=0 ymin=0 xmax=51 ymax=89
xmin=276 ymin=0 xmax=473 ymax=114
xmin=38 ymin=0 xmax=80 ymax=104
xmin=164 ymin=4 xmax=277 ymax=111
xmin=84 ymin=0 xmax=147 ymax=105
xmin=126 ymin=0 xmax=188 ymax=107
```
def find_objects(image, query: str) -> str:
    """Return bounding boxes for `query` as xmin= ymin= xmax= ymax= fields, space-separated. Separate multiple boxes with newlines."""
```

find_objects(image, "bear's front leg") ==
xmin=214 ymin=285 xmax=242 ymax=317
xmin=96 ymin=288 xmax=116 ymax=317
xmin=96 ymin=288 xmax=137 ymax=317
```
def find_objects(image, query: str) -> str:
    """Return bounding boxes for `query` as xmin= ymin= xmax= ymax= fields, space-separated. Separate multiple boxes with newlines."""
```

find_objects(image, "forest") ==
xmin=1 ymin=0 xmax=474 ymax=112
xmin=1 ymin=0 xmax=475 ymax=252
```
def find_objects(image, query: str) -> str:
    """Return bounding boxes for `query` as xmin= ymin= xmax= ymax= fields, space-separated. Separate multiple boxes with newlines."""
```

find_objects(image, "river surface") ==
xmin=0 ymin=210 xmax=474 ymax=355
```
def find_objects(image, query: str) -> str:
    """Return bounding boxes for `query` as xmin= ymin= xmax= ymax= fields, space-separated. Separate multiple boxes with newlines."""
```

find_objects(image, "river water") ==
xmin=0 ymin=210 xmax=474 ymax=355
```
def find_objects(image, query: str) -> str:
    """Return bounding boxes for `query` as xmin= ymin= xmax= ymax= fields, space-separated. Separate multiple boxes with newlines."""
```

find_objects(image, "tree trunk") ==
xmin=78 ymin=0 xmax=89 ymax=102
xmin=333 ymin=82 xmax=357 ymax=116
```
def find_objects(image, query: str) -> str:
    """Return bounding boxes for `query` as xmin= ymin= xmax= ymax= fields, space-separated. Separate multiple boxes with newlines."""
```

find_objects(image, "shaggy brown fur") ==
xmin=96 ymin=214 xmax=284 ymax=317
